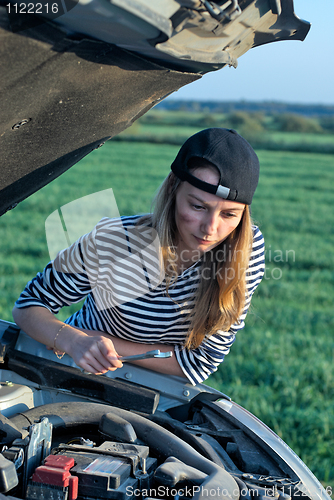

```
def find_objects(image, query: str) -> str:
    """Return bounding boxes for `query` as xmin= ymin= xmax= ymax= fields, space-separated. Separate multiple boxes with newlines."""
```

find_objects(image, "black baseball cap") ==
xmin=171 ymin=128 xmax=260 ymax=205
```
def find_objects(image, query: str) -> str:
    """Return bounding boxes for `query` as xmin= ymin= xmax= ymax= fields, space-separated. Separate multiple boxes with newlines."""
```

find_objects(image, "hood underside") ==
xmin=0 ymin=0 xmax=310 ymax=216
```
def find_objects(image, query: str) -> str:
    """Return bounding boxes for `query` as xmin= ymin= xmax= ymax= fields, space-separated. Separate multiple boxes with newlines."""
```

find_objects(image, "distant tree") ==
xmin=274 ymin=114 xmax=323 ymax=133
xmin=198 ymin=114 xmax=219 ymax=127
xmin=225 ymin=111 xmax=264 ymax=136
xmin=319 ymin=116 xmax=334 ymax=134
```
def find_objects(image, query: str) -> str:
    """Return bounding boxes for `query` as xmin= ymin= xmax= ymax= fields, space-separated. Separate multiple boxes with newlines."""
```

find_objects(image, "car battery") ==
xmin=54 ymin=441 xmax=157 ymax=500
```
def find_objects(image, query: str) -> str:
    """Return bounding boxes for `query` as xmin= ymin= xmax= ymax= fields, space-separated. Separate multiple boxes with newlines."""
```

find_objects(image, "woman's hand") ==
xmin=65 ymin=330 xmax=123 ymax=375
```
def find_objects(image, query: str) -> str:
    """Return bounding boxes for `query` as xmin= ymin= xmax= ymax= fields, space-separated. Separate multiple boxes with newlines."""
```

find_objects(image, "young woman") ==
xmin=12 ymin=128 xmax=265 ymax=385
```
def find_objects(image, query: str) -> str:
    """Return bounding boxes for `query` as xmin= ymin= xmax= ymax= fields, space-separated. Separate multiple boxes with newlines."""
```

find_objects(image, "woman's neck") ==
xmin=173 ymin=242 xmax=203 ymax=275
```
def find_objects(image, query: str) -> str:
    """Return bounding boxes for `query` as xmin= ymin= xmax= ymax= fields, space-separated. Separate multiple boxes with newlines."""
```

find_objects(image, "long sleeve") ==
xmin=15 ymin=226 xmax=99 ymax=313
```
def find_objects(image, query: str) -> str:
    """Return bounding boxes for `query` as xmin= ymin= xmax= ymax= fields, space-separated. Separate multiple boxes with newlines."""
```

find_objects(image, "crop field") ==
xmin=0 ymin=136 xmax=333 ymax=486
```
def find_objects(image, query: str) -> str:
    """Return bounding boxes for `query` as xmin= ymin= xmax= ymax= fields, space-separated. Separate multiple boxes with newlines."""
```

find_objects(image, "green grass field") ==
xmin=0 ymin=140 xmax=333 ymax=486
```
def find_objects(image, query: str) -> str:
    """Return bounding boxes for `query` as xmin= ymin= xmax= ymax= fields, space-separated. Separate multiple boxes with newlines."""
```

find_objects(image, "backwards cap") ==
xmin=171 ymin=128 xmax=260 ymax=205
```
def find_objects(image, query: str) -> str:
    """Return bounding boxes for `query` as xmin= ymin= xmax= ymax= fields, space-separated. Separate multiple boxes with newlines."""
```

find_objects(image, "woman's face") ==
xmin=174 ymin=167 xmax=245 ymax=261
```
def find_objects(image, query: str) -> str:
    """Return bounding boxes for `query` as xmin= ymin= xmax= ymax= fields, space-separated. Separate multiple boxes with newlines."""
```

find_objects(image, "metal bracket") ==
xmin=270 ymin=0 xmax=282 ymax=15
xmin=22 ymin=418 xmax=52 ymax=492
xmin=201 ymin=0 xmax=241 ymax=23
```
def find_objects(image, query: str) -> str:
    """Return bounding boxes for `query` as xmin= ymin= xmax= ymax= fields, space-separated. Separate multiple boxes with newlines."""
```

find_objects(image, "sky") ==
xmin=168 ymin=0 xmax=334 ymax=105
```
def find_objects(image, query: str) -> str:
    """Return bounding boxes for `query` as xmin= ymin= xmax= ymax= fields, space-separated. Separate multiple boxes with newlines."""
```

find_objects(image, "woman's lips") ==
xmin=194 ymin=236 xmax=214 ymax=245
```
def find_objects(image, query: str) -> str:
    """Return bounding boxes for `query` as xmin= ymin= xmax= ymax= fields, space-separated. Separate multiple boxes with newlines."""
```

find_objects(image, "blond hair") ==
xmin=139 ymin=169 xmax=253 ymax=349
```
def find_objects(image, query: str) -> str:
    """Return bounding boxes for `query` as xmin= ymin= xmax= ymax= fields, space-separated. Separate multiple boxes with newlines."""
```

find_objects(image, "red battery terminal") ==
xmin=32 ymin=455 xmax=78 ymax=500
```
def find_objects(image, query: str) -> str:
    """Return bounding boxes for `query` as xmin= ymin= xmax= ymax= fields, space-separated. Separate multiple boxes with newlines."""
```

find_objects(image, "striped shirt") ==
xmin=15 ymin=215 xmax=265 ymax=385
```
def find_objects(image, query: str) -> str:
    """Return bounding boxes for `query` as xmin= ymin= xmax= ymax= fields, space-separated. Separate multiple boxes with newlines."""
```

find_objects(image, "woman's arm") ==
xmin=12 ymin=305 xmax=185 ymax=378
xmin=103 ymin=335 xmax=185 ymax=378
xmin=12 ymin=305 xmax=123 ymax=374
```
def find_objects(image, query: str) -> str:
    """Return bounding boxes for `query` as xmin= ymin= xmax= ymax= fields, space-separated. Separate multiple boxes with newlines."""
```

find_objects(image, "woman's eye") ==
xmin=192 ymin=204 xmax=204 ymax=210
xmin=222 ymin=212 xmax=236 ymax=218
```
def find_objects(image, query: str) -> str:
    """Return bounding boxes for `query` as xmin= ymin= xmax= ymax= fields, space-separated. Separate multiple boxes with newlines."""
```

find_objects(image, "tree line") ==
xmin=142 ymin=109 xmax=334 ymax=136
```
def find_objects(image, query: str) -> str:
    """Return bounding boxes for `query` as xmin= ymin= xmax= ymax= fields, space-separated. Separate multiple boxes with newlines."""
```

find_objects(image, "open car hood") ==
xmin=0 ymin=0 xmax=310 ymax=216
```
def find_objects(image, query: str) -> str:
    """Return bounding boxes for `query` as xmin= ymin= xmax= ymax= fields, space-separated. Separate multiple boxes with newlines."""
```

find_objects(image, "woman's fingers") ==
xmin=73 ymin=335 xmax=123 ymax=374
xmin=79 ymin=351 xmax=109 ymax=374
xmin=95 ymin=338 xmax=123 ymax=368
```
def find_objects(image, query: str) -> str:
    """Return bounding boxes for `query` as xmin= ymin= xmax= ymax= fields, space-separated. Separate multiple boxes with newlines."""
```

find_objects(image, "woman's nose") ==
xmin=202 ymin=212 xmax=219 ymax=235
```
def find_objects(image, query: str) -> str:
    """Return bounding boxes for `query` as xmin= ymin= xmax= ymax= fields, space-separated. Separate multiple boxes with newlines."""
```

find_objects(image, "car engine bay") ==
xmin=0 ymin=321 xmax=326 ymax=500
